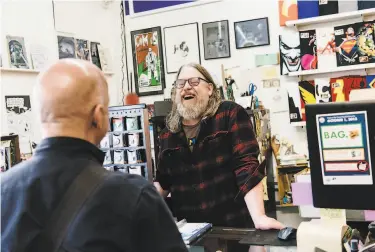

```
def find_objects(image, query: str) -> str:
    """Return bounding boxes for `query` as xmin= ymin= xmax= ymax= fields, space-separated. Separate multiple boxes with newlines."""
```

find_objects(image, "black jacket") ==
xmin=1 ymin=137 xmax=187 ymax=252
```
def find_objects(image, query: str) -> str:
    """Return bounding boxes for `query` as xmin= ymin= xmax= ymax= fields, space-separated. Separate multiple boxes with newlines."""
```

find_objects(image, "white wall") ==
xmin=1 ymin=0 xmax=125 ymax=144
xmin=124 ymin=0 xmax=310 ymax=158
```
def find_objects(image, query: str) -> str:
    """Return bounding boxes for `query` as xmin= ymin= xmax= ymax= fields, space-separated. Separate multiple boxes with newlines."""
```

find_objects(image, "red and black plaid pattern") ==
xmin=156 ymin=101 xmax=264 ymax=227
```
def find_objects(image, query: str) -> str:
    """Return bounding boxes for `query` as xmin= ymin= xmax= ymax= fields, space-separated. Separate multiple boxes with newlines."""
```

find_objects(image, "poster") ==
xmin=300 ymin=30 xmax=318 ymax=70
xmin=279 ymin=30 xmax=301 ymax=75
xmin=334 ymin=23 xmax=359 ymax=66
xmin=299 ymin=80 xmax=316 ymax=121
xmin=57 ymin=36 xmax=75 ymax=59
xmin=366 ymin=75 xmax=375 ymax=88
xmin=330 ymin=77 xmax=346 ymax=102
xmin=5 ymin=96 xmax=33 ymax=156
xmin=316 ymin=27 xmax=336 ymax=70
xmin=315 ymin=78 xmax=332 ymax=103
xmin=343 ymin=76 xmax=367 ymax=101
xmin=317 ymin=111 xmax=373 ymax=185
xmin=357 ymin=22 xmax=375 ymax=64
xmin=75 ymin=39 xmax=90 ymax=61
xmin=6 ymin=36 xmax=30 ymax=69
xmin=278 ymin=0 xmax=298 ymax=26
xmin=131 ymin=27 xmax=165 ymax=96
xmin=164 ymin=23 xmax=200 ymax=73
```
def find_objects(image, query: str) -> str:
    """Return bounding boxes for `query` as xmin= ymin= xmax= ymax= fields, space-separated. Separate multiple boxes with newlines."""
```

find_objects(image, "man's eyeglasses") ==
xmin=173 ymin=77 xmax=209 ymax=89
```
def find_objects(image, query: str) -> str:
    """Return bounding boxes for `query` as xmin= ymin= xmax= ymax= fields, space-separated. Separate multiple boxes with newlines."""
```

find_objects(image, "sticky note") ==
xmin=320 ymin=208 xmax=346 ymax=224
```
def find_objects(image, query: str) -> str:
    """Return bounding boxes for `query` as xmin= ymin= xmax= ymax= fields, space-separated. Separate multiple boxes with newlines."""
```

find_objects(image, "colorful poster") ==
xmin=299 ymin=80 xmax=316 ymax=121
xmin=366 ymin=75 xmax=375 ymax=88
xmin=334 ymin=24 xmax=359 ymax=66
xmin=316 ymin=111 xmax=373 ymax=185
xmin=357 ymin=22 xmax=375 ymax=64
xmin=278 ymin=0 xmax=298 ymax=26
xmin=279 ymin=30 xmax=301 ymax=75
xmin=300 ymin=30 xmax=318 ymax=70
xmin=316 ymin=27 xmax=336 ymax=70
xmin=343 ymin=76 xmax=367 ymax=101
xmin=315 ymin=78 xmax=332 ymax=103
xmin=5 ymin=96 xmax=33 ymax=157
xmin=330 ymin=77 xmax=346 ymax=102
xmin=131 ymin=27 xmax=165 ymax=96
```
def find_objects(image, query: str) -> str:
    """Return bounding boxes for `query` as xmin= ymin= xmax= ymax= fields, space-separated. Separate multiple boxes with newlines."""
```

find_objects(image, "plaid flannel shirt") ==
xmin=156 ymin=101 xmax=264 ymax=227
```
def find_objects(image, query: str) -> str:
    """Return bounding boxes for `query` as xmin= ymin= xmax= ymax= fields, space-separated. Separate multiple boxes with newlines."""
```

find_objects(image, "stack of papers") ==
xmin=178 ymin=221 xmax=212 ymax=245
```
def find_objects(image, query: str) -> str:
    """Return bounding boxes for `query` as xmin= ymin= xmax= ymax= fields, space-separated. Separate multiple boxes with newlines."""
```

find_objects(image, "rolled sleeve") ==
xmin=229 ymin=104 xmax=265 ymax=196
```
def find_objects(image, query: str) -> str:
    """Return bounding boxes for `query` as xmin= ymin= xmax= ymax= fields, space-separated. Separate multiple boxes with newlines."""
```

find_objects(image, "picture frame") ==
xmin=164 ymin=23 xmax=201 ymax=74
xmin=130 ymin=26 xmax=165 ymax=97
xmin=234 ymin=17 xmax=270 ymax=49
xmin=202 ymin=20 xmax=231 ymax=60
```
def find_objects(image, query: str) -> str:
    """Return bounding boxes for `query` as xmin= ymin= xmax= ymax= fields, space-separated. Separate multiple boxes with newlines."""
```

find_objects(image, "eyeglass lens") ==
xmin=175 ymin=77 xmax=201 ymax=88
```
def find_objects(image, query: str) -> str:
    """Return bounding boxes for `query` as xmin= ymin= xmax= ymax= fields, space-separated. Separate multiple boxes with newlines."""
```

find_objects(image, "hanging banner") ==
xmin=317 ymin=111 xmax=373 ymax=185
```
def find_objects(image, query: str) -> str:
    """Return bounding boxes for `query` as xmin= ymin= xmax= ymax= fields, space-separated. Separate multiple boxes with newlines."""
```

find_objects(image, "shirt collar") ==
xmin=34 ymin=137 xmax=105 ymax=164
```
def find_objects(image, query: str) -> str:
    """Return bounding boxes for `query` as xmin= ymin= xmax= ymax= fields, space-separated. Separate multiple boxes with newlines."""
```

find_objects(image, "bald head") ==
xmin=35 ymin=59 xmax=109 ymax=145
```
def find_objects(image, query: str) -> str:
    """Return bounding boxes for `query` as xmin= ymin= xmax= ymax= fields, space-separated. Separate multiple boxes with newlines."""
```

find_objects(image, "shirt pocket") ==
xmin=160 ymin=147 xmax=186 ymax=175
xmin=200 ymin=131 xmax=232 ymax=161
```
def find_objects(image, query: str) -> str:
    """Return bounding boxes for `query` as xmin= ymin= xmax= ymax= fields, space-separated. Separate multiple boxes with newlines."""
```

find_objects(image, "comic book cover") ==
xmin=75 ymin=39 xmax=90 ymax=61
xmin=6 ymin=36 xmax=30 ymax=69
xmin=366 ymin=75 xmax=375 ymax=88
xmin=356 ymin=22 xmax=375 ymax=64
xmin=280 ymin=30 xmax=301 ymax=75
xmin=316 ymin=27 xmax=336 ymax=70
xmin=334 ymin=23 xmax=359 ymax=66
xmin=318 ymin=0 xmax=338 ymax=16
xmin=285 ymin=82 xmax=302 ymax=123
xmin=343 ymin=76 xmax=367 ymax=100
xmin=330 ymin=77 xmax=346 ymax=102
xmin=315 ymin=78 xmax=332 ymax=103
xmin=298 ymin=80 xmax=316 ymax=121
xmin=300 ymin=30 xmax=317 ymax=70
xmin=278 ymin=0 xmax=298 ymax=26
xmin=90 ymin=42 xmax=101 ymax=69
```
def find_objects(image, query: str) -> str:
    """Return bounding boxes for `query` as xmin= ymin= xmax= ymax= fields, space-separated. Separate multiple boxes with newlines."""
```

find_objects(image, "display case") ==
xmin=99 ymin=104 xmax=153 ymax=182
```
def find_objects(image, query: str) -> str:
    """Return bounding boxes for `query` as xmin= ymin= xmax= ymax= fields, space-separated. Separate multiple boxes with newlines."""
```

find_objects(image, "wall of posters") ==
xmin=5 ymin=96 xmax=33 ymax=156
xmin=131 ymin=27 xmax=165 ymax=96
xmin=317 ymin=111 xmax=373 ymax=185
xmin=6 ymin=36 xmax=30 ymax=69
xmin=163 ymin=23 xmax=200 ymax=74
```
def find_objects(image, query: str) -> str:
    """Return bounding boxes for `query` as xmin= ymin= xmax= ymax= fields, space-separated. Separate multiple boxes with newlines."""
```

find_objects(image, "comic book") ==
xmin=366 ymin=75 xmax=375 ymax=88
xmin=316 ymin=27 xmax=336 ymax=70
xmin=298 ymin=80 xmax=316 ymax=121
xmin=278 ymin=0 xmax=298 ymax=26
xmin=330 ymin=77 xmax=346 ymax=102
xmin=315 ymin=78 xmax=332 ymax=103
xmin=356 ymin=21 xmax=375 ymax=64
xmin=280 ymin=30 xmax=301 ymax=75
xmin=334 ymin=23 xmax=359 ymax=67
xmin=343 ymin=76 xmax=367 ymax=100
xmin=300 ymin=30 xmax=318 ymax=70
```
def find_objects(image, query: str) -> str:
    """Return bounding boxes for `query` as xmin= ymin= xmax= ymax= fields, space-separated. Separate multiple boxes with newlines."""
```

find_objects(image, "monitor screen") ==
xmin=305 ymin=101 xmax=375 ymax=210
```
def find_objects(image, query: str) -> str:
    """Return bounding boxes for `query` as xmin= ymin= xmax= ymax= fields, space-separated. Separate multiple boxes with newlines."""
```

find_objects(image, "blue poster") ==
xmin=316 ymin=111 xmax=373 ymax=185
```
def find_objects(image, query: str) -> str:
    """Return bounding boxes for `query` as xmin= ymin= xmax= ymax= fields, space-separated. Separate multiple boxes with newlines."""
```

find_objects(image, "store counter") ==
xmin=189 ymin=227 xmax=296 ymax=252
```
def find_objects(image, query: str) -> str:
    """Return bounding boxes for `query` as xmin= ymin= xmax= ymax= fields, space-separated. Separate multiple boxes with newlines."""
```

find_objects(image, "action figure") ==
xmin=224 ymin=75 xmax=238 ymax=102
xmin=145 ymin=48 xmax=159 ymax=85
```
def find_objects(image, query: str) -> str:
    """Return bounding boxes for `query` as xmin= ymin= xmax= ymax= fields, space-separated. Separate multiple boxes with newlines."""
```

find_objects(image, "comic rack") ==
xmin=100 ymin=104 xmax=153 ymax=182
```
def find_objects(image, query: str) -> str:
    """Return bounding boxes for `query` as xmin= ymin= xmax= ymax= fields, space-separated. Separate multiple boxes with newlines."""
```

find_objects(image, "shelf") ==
xmin=291 ymin=121 xmax=306 ymax=127
xmin=0 ymin=67 xmax=39 ymax=73
xmin=287 ymin=63 xmax=375 ymax=77
xmin=104 ymin=162 xmax=147 ymax=167
xmin=285 ymin=8 xmax=375 ymax=28
xmin=277 ymin=203 xmax=296 ymax=208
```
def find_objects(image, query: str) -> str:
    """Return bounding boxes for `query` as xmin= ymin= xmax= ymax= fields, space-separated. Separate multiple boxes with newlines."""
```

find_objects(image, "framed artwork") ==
xmin=234 ymin=18 xmax=270 ymax=49
xmin=131 ymin=26 xmax=165 ymax=96
xmin=57 ymin=36 xmax=75 ymax=59
xmin=202 ymin=20 xmax=231 ymax=60
xmin=164 ymin=23 xmax=201 ymax=73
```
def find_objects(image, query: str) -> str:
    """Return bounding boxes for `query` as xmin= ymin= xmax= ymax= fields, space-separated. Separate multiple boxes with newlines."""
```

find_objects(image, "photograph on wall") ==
xmin=298 ymin=80 xmax=316 ymax=121
xmin=5 ymin=96 xmax=33 ymax=156
xmin=164 ymin=23 xmax=200 ymax=73
xmin=131 ymin=27 xmax=165 ymax=96
xmin=90 ymin=42 xmax=101 ymax=69
xmin=234 ymin=18 xmax=270 ymax=49
xmin=57 ymin=36 xmax=75 ymax=59
xmin=278 ymin=0 xmax=298 ymax=26
xmin=334 ymin=23 xmax=359 ymax=66
xmin=279 ymin=31 xmax=301 ymax=75
xmin=299 ymin=29 xmax=318 ymax=70
xmin=202 ymin=20 xmax=231 ymax=60
xmin=315 ymin=78 xmax=332 ymax=103
xmin=6 ymin=36 xmax=29 ymax=69
xmin=317 ymin=27 xmax=336 ymax=69
xmin=75 ymin=39 xmax=91 ymax=61
xmin=357 ymin=22 xmax=375 ymax=64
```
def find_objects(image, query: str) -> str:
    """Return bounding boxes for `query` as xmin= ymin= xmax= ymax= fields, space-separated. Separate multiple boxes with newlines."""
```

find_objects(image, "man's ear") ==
xmin=208 ymin=83 xmax=214 ymax=96
xmin=92 ymin=104 xmax=106 ymax=130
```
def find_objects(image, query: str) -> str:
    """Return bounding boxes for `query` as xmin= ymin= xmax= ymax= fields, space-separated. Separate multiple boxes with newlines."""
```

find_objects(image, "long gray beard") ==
xmin=177 ymin=99 xmax=207 ymax=120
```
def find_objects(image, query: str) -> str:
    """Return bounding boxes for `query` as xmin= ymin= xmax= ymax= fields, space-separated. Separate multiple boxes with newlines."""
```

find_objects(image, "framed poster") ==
xmin=234 ymin=18 xmax=270 ymax=49
xmin=6 ymin=36 xmax=30 ymax=69
xmin=164 ymin=23 xmax=201 ymax=73
xmin=202 ymin=20 xmax=231 ymax=60
xmin=131 ymin=27 xmax=165 ymax=96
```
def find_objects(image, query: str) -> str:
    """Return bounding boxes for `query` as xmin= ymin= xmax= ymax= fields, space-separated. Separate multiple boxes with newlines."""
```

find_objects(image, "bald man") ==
xmin=1 ymin=59 xmax=187 ymax=252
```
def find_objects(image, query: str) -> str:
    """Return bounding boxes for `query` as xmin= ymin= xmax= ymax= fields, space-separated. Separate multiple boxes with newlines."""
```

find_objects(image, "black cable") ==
xmin=120 ymin=1 xmax=130 ymax=105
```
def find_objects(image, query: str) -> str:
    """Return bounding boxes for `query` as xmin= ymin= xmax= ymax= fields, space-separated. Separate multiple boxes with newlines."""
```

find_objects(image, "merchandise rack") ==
xmin=100 ymin=104 xmax=153 ymax=182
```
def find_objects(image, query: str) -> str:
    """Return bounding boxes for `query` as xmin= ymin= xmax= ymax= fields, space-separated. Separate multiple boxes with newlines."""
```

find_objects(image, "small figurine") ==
xmin=225 ymin=75 xmax=238 ymax=102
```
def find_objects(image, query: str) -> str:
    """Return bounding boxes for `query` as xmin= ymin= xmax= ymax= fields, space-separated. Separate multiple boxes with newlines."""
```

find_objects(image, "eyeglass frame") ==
xmin=173 ymin=77 xmax=210 ymax=89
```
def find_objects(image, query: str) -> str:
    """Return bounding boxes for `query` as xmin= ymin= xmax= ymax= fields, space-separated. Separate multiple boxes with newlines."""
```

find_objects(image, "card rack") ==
xmin=100 ymin=104 xmax=153 ymax=182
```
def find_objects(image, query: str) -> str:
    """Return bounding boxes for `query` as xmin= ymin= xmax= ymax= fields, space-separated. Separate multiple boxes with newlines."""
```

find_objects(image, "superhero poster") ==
xmin=315 ymin=78 xmax=332 ymax=103
xmin=279 ymin=30 xmax=301 ymax=75
xmin=131 ymin=27 xmax=165 ymax=96
xmin=299 ymin=30 xmax=318 ymax=70
xmin=298 ymin=80 xmax=316 ymax=121
xmin=330 ymin=77 xmax=346 ymax=102
xmin=356 ymin=22 xmax=375 ymax=64
xmin=316 ymin=27 xmax=336 ymax=70
xmin=334 ymin=23 xmax=359 ymax=66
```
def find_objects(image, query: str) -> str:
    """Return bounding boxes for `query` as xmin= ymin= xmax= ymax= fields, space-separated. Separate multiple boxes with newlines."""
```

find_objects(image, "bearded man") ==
xmin=154 ymin=63 xmax=284 ymax=236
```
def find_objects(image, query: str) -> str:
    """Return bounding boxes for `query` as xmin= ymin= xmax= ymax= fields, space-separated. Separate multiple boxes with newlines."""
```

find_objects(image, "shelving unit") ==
xmin=291 ymin=121 xmax=306 ymax=127
xmin=0 ymin=67 xmax=115 ymax=75
xmin=285 ymin=8 xmax=375 ymax=27
xmin=100 ymin=104 xmax=153 ymax=182
xmin=287 ymin=63 xmax=375 ymax=77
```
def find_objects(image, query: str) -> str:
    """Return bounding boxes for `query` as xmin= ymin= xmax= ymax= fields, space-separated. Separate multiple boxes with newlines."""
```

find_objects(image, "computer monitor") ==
xmin=305 ymin=101 xmax=375 ymax=210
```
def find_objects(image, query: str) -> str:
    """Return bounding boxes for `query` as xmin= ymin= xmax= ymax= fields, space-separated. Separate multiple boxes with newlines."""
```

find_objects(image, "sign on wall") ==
xmin=316 ymin=111 xmax=373 ymax=185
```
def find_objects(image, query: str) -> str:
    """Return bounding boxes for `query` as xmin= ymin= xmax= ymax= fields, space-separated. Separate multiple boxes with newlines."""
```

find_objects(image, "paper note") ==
xmin=261 ymin=66 xmax=278 ymax=80
xmin=320 ymin=208 xmax=346 ymax=224
xmin=291 ymin=182 xmax=313 ymax=205
xmin=255 ymin=53 xmax=279 ymax=67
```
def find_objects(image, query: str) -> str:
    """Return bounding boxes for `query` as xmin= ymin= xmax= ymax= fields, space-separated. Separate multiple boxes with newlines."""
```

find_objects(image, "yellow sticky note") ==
xmin=320 ymin=208 xmax=346 ymax=224
xmin=261 ymin=66 xmax=278 ymax=80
